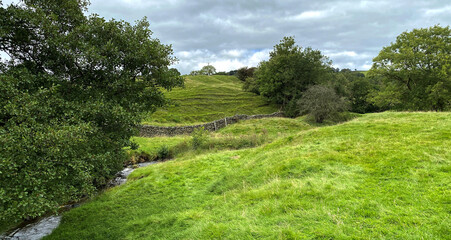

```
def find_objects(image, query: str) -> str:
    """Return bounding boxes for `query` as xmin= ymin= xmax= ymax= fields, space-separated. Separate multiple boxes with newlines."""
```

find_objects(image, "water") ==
xmin=1 ymin=216 xmax=62 ymax=240
xmin=1 ymin=161 xmax=157 ymax=240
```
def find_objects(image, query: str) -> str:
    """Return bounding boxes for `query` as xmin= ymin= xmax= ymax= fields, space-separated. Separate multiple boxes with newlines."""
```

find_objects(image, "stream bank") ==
xmin=1 ymin=161 xmax=157 ymax=240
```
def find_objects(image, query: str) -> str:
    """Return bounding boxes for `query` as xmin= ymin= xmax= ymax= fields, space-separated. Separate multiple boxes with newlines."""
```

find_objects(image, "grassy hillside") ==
xmin=142 ymin=75 xmax=278 ymax=125
xmin=47 ymin=112 xmax=450 ymax=239
xmin=129 ymin=117 xmax=314 ymax=162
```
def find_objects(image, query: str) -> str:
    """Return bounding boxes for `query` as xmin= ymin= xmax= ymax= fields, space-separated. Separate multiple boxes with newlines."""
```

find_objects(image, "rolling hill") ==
xmin=47 ymin=112 xmax=451 ymax=239
xmin=141 ymin=75 xmax=278 ymax=126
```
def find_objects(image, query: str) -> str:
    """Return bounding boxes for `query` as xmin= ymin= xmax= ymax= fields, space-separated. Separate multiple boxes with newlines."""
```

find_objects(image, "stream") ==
xmin=1 ymin=161 xmax=157 ymax=240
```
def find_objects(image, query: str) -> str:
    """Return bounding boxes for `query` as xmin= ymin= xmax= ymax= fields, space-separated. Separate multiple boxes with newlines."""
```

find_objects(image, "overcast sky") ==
xmin=3 ymin=0 xmax=451 ymax=74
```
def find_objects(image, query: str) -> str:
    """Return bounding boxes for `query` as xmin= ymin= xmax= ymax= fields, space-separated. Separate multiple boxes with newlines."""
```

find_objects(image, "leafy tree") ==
xmin=298 ymin=85 xmax=348 ymax=123
xmin=0 ymin=0 xmax=183 ymax=222
xmin=227 ymin=69 xmax=238 ymax=75
xmin=369 ymin=25 xmax=451 ymax=110
xmin=349 ymin=76 xmax=380 ymax=113
xmin=236 ymin=67 xmax=256 ymax=81
xmin=254 ymin=36 xmax=331 ymax=110
xmin=242 ymin=77 xmax=260 ymax=95
xmin=190 ymin=70 xmax=201 ymax=75
xmin=326 ymin=71 xmax=379 ymax=113
xmin=190 ymin=65 xmax=216 ymax=76
xmin=200 ymin=65 xmax=216 ymax=76
xmin=215 ymin=71 xmax=227 ymax=75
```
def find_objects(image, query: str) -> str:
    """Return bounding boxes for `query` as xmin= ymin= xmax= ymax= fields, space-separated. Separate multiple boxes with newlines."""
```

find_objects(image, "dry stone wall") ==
xmin=140 ymin=112 xmax=284 ymax=137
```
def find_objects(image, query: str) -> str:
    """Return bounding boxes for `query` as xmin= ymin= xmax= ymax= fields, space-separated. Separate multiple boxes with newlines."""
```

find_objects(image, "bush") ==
xmin=284 ymin=98 xmax=301 ymax=118
xmin=298 ymin=85 xmax=349 ymax=123
xmin=157 ymin=145 xmax=171 ymax=159
xmin=191 ymin=127 xmax=210 ymax=149
xmin=236 ymin=67 xmax=256 ymax=82
xmin=242 ymin=77 xmax=260 ymax=95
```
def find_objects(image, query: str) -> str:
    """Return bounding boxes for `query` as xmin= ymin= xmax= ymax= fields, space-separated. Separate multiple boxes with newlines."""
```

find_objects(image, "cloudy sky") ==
xmin=3 ymin=0 xmax=451 ymax=74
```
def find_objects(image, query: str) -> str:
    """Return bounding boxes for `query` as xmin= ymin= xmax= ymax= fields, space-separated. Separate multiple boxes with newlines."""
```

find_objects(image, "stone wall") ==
xmin=139 ymin=112 xmax=284 ymax=137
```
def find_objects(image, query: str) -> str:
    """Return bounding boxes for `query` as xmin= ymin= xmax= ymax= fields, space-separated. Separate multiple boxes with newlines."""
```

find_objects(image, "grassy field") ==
xmin=142 ymin=75 xmax=278 ymax=126
xmin=129 ymin=117 xmax=314 ymax=163
xmin=47 ymin=112 xmax=451 ymax=239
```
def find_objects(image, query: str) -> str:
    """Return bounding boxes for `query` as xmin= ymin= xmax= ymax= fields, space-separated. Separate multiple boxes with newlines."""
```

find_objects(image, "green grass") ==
xmin=142 ymin=75 xmax=278 ymax=126
xmin=46 ymin=112 xmax=451 ymax=239
xmin=130 ymin=117 xmax=314 ymax=161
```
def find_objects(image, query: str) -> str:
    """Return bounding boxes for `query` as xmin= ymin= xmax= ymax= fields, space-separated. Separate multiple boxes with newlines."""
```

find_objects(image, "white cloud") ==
xmin=247 ymin=49 xmax=271 ymax=67
xmin=424 ymin=5 xmax=451 ymax=16
xmin=325 ymin=50 xmax=371 ymax=59
xmin=221 ymin=49 xmax=246 ymax=58
xmin=288 ymin=10 xmax=329 ymax=21
xmin=172 ymin=49 xmax=272 ymax=74
xmin=361 ymin=63 xmax=372 ymax=70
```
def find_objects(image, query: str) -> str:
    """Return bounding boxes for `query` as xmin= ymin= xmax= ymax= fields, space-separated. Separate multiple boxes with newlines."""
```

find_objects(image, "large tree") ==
xmin=0 ymin=0 xmax=183 ymax=222
xmin=200 ymin=64 xmax=216 ymax=76
xmin=254 ymin=37 xmax=331 ymax=114
xmin=369 ymin=25 xmax=451 ymax=111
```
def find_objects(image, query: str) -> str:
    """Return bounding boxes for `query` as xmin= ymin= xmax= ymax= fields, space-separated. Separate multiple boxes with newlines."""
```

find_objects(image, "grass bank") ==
xmin=47 ymin=112 xmax=450 ymax=239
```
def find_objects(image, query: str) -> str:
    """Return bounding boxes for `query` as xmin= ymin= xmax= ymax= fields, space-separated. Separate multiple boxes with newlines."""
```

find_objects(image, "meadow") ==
xmin=46 ymin=112 xmax=451 ymax=239
xmin=141 ymin=75 xmax=277 ymax=126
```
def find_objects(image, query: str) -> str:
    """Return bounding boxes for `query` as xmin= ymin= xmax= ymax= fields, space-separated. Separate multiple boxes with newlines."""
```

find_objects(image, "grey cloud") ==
xmin=3 ymin=0 xmax=449 ymax=73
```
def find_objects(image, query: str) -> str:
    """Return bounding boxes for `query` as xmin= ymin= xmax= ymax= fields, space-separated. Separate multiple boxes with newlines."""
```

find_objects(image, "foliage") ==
xmin=156 ymin=145 xmax=171 ymax=159
xmin=190 ymin=65 xmax=216 ymax=76
xmin=367 ymin=81 xmax=403 ymax=110
xmin=236 ymin=67 xmax=256 ymax=82
xmin=369 ymin=25 xmax=451 ymax=111
xmin=0 ymin=0 xmax=182 ymax=222
xmin=348 ymin=76 xmax=380 ymax=113
xmin=242 ymin=77 xmax=260 ymax=95
xmin=253 ymin=36 xmax=331 ymax=107
xmin=298 ymin=85 xmax=349 ymax=123
xmin=200 ymin=65 xmax=216 ymax=76
xmin=191 ymin=127 xmax=209 ymax=149
xmin=47 ymin=112 xmax=451 ymax=239
xmin=325 ymin=71 xmax=380 ymax=113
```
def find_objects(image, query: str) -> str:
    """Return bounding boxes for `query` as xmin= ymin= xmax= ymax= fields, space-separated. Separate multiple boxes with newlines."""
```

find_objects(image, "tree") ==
xmin=253 ymin=37 xmax=331 ymax=111
xmin=0 ymin=0 xmax=183 ymax=222
xmin=298 ymin=85 xmax=348 ymax=123
xmin=236 ymin=67 xmax=256 ymax=81
xmin=200 ymin=65 xmax=216 ymax=75
xmin=369 ymin=25 xmax=451 ymax=111
xmin=190 ymin=70 xmax=201 ymax=75
xmin=325 ymin=71 xmax=380 ymax=113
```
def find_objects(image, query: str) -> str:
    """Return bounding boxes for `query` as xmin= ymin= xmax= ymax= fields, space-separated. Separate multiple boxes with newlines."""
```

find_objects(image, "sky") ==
xmin=2 ymin=0 xmax=451 ymax=74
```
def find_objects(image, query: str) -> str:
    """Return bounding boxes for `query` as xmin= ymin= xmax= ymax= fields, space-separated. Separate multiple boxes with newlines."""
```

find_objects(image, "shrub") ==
xmin=157 ymin=145 xmax=171 ymax=160
xmin=191 ymin=127 xmax=210 ymax=149
xmin=242 ymin=77 xmax=260 ymax=95
xmin=236 ymin=67 xmax=256 ymax=82
xmin=298 ymin=85 xmax=349 ymax=123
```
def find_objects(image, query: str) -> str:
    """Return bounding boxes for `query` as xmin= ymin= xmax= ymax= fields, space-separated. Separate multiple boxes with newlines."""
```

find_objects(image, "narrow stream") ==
xmin=1 ymin=162 xmax=157 ymax=240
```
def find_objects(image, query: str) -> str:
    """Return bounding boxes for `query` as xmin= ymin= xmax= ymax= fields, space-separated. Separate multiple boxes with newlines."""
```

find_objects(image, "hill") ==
xmin=141 ymin=75 xmax=278 ymax=126
xmin=47 ymin=112 xmax=451 ymax=239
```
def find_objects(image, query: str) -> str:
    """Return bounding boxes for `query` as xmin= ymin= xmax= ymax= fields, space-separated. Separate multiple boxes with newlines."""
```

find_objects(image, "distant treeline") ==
xmin=207 ymin=26 xmax=450 ymax=120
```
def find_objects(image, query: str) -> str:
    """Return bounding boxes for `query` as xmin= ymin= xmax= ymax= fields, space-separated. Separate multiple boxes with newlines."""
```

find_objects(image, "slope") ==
xmin=47 ymin=112 xmax=451 ymax=239
xmin=141 ymin=75 xmax=278 ymax=126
